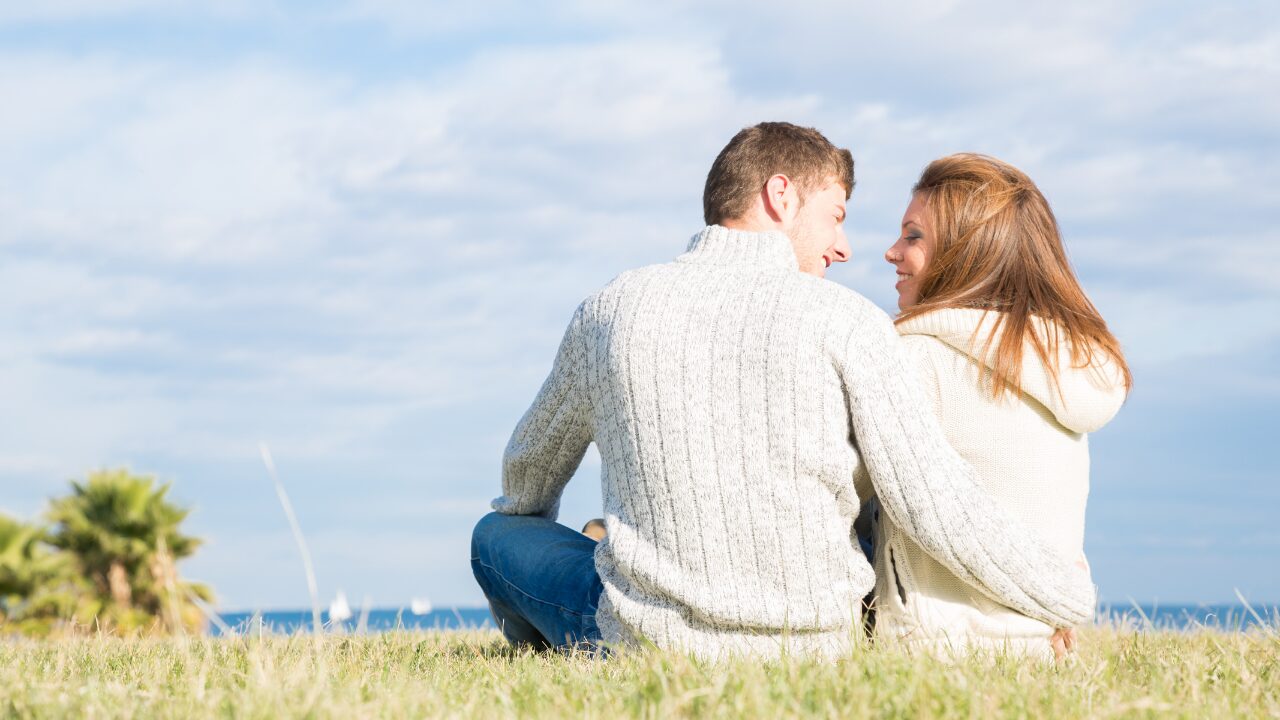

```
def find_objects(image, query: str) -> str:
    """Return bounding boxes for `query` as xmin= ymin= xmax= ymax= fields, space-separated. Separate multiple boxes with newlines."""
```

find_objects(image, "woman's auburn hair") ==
xmin=897 ymin=153 xmax=1133 ymax=400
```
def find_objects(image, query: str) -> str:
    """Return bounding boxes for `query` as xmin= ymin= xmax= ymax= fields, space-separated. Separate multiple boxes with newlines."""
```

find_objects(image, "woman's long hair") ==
xmin=897 ymin=153 xmax=1132 ymax=400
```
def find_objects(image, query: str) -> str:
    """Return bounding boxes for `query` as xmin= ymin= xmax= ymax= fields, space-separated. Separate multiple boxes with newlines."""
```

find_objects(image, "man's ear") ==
xmin=762 ymin=174 xmax=797 ymax=223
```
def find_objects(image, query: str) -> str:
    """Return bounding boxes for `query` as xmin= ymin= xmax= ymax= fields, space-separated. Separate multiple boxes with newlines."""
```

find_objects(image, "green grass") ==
xmin=0 ymin=627 xmax=1276 ymax=718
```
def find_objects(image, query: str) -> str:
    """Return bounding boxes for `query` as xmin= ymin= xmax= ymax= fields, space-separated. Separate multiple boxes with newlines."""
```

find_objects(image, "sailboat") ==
xmin=410 ymin=596 xmax=433 ymax=616
xmin=329 ymin=590 xmax=353 ymax=622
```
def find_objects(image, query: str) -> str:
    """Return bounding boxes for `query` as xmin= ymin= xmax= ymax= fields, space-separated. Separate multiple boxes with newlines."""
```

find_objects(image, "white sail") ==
xmin=329 ymin=590 xmax=353 ymax=622
xmin=410 ymin=597 xmax=433 ymax=616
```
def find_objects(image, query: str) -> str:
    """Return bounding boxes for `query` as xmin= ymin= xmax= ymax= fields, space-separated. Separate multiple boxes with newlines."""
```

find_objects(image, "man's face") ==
xmin=786 ymin=179 xmax=851 ymax=278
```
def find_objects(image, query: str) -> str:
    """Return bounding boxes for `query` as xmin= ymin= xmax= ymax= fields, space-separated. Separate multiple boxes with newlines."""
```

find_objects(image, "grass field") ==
xmin=1 ymin=626 xmax=1277 ymax=718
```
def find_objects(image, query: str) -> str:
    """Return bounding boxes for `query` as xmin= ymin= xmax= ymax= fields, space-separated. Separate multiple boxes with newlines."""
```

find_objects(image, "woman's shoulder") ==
xmin=897 ymin=307 xmax=1127 ymax=433
xmin=895 ymin=307 xmax=991 ymax=340
xmin=896 ymin=316 xmax=975 ymax=370
xmin=898 ymin=332 xmax=954 ymax=362
xmin=897 ymin=328 xmax=983 ymax=408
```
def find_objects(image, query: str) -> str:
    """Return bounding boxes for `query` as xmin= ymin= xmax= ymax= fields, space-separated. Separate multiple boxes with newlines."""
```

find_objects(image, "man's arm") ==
xmin=840 ymin=307 xmax=1096 ymax=628
xmin=491 ymin=304 xmax=593 ymax=520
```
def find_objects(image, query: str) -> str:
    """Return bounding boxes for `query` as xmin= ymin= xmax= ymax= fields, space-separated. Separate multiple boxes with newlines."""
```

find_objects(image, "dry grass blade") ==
xmin=259 ymin=442 xmax=324 ymax=637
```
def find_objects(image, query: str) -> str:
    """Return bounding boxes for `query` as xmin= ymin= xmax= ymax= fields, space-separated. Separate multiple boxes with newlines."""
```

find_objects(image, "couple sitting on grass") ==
xmin=471 ymin=122 xmax=1131 ymax=662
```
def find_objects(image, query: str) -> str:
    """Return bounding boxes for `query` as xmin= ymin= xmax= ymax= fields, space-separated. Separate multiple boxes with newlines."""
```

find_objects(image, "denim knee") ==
xmin=471 ymin=511 xmax=507 ymax=562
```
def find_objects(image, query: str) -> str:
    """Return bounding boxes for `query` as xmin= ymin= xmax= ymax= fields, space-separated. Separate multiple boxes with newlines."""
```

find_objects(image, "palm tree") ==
xmin=46 ymin=469 xmax=214 ymax=633
xmin=0 ymin=514 xmax=93 ymax=636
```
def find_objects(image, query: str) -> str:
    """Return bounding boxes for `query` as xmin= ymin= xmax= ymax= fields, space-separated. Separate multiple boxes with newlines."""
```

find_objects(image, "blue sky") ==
xmin=1 ymin=1 xmax=1277 ymax=610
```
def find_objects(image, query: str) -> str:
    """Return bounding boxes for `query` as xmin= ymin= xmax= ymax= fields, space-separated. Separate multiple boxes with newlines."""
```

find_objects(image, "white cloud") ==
xmin=1094 ymin=290 xmax=1280 ymax=366
xmin=1186 ymin=33 xmax=1280 ymax=74
xmin=0 ymin=0 xmax=256 ymax=24
xmin=2 ymin=1 xmax=1277 ymax=605
xmin=0 ymin=38 xmax=812 ymax=497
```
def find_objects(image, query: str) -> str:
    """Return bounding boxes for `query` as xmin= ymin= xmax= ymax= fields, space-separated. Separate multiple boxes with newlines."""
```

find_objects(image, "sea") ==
xmin=210 ymin=603 xmax=1279 ymax=636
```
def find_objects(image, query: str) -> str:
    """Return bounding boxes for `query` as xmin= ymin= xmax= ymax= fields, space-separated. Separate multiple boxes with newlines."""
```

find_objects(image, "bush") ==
xmin=0 ymin=469 xmax=213 ymax=637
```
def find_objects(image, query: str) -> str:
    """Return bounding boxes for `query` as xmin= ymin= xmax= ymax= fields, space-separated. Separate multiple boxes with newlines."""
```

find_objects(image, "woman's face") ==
xmin=885 ymin=193 xmax=934 ymax=310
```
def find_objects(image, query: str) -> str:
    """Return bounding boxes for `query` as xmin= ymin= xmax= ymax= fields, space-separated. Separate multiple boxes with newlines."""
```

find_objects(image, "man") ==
xmin=471 ymin=122 xmax=1094 ymax=659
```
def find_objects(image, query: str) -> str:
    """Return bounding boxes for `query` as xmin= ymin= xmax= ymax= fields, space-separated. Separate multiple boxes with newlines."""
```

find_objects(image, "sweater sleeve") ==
xmin=840 ymin=309 xmax=1096 ymax=628
xmin=491 ymin=303 xmax=593 ymax=521
xmin=899 ymin=335 xmax=946 ymax=421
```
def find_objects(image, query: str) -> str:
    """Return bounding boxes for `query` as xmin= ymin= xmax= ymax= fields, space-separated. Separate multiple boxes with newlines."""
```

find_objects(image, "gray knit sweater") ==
xmin=493 ymin=225 xmax=1096 ymax=660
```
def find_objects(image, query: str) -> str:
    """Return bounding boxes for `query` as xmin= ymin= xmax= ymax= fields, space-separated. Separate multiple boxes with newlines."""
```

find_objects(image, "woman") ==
xmin=873 ymin=153 xmax=1131 ymax=659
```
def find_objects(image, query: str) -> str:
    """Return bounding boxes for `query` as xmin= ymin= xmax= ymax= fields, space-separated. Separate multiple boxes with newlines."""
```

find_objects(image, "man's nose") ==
xmin=832 ymin=233 xmax=851 ymax=263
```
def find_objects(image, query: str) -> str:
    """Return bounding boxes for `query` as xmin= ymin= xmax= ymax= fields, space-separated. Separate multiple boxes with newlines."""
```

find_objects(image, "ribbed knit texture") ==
xmin=494 ymin=226 xmax=1097 ymax=660
xmin=871 ymin=309 xmax=1126 ymax=659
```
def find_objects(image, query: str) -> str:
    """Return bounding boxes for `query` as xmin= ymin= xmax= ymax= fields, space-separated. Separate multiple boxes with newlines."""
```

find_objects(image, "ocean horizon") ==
xmin=209 ymin=603 xmax=1280 ymax=637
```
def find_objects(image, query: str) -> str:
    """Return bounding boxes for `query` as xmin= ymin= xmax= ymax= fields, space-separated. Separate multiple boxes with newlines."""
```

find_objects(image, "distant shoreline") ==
xmin=209 ymin=603 xmax=1279 ymax=636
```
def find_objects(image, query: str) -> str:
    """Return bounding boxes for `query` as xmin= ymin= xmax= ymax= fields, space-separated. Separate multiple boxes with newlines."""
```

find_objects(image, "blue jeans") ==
xmin=470 ymin=512 xmax=604 ymax=651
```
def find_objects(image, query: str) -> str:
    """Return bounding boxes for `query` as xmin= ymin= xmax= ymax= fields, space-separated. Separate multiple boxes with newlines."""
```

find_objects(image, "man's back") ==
xmin=583 ymin=227 xmax=878 ymax=656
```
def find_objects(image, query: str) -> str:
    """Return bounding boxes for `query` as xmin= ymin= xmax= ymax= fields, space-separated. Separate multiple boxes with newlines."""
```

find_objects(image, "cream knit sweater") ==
xmin=494 ymin=226 xmax=1096 ymax=660
xmin=870 ymin=308 xmax=1127 ymax=658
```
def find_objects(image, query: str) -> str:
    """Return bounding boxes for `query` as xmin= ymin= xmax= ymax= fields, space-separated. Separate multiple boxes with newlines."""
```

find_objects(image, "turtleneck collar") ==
xmin=675 ymin=225 xmax=799 ymax=271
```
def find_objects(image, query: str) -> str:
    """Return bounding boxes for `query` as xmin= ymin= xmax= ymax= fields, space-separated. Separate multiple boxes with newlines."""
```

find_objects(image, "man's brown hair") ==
xmin=703 ymin=122 xmax=855 ymax=225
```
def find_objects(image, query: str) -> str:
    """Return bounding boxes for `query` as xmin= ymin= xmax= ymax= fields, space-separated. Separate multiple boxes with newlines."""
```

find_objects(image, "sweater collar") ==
xmin=896 ymin=308 xmax=1128 ymax=434
xmin=676 ymin=225 xmax=799 ymax=271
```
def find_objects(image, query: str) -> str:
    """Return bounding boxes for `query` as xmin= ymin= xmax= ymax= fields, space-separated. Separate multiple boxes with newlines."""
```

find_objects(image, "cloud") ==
xmin=0 ymin=0 xmax=256 ymax=24
xmin=1 ymin=1 xmax=1277 ymax=605
xmin=0 ymin=38 xmax=812 ymax=510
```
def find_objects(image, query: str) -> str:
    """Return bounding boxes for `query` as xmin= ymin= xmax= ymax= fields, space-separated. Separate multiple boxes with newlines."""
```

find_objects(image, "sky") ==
xmin=0 ymin=0 xmax=1277 ymax=611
